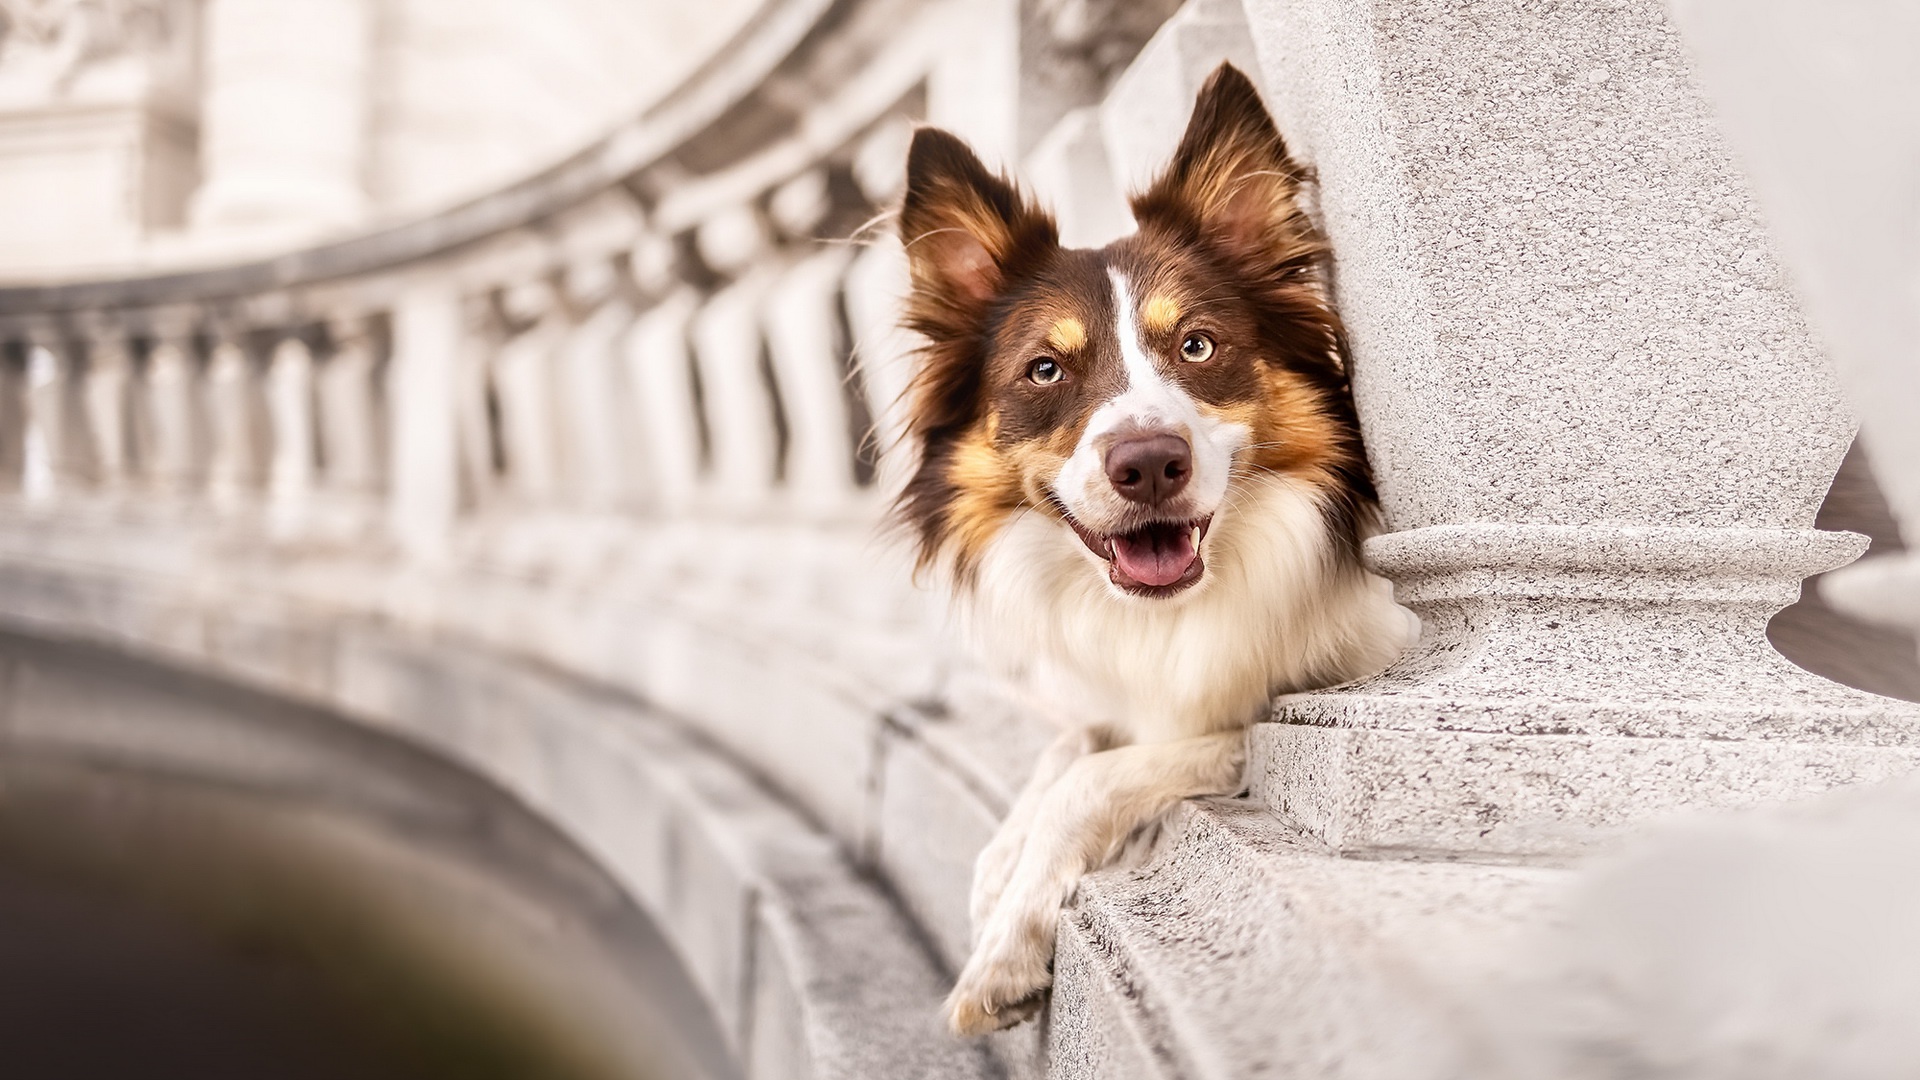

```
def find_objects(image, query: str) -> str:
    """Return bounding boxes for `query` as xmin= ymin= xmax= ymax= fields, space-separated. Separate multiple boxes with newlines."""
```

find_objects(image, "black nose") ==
xmin=1104 ymin=433 xmax=1192 ymax=505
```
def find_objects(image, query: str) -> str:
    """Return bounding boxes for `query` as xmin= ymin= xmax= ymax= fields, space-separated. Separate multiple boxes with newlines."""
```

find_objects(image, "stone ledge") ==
xmin=1051 ymin=800 xmax=1567 ymax=1080
xmin=1253 ymin=722 xmax=1920 ymax=859
xmin=0 ymin=551 xmax=993 ymax=1080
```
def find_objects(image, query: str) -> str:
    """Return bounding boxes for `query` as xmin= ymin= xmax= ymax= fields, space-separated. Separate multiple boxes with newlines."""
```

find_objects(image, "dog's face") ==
xmin=895 ymin=64 xmax=1370 ymax=600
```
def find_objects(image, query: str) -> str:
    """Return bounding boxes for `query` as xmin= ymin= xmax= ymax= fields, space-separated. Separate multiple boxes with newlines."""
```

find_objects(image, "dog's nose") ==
xmin=1105 ymin=433 xmax=1192 ymax=504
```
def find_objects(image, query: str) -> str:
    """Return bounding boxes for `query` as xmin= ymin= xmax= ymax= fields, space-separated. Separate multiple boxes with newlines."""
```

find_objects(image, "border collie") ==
xmin=894 ymin=63 xmax=1415 ymax=1036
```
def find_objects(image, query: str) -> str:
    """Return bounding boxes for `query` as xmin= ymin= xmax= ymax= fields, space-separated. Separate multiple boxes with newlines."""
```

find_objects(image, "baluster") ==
xmin=623 ymin=279 xmax=704 ymax=516
xmin=387 ymin=282 xmax=460 ymax=561
xmin=144 ymin=328 xmax=205 ymax=498
xmin=317 ymin=315 xmax=385 ymax=501
xmin=21 ymin=335 xmax=81 ymax=505
xmin=765 ymin=249 xmax=860 ymax=509
xmin=205 ymin=333 xmax=268 ymax=512
xmin=688 ymin=207 xmax=784 ymax=512
xmin=491 ymin=279 xmax=567 ymax=506
xmin=265 ymin=335 xmax=317 ymax=535
xmin=0 ymin=343 xmax=21 ymax=491
xmin=844 ymin=123 xmax=916 ymax=497
xmin=453 ymin=295 xmax=505 ymax=511
xmin=763 ymin=170 xmax=861 ymax=514
xmin=558 ymin=257 xmax=640 ymax=512
xmin=83 ymin=326 xmax=133 ymax=492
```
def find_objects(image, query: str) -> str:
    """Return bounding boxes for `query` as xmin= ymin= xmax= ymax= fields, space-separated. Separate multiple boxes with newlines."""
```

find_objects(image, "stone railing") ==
xmin=1 ymin=0 xmax=1919 ymax=1077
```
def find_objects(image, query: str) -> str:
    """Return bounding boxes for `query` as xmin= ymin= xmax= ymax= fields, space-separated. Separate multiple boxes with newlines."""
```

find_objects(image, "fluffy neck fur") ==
xmin=956 ymin=473 xmax=1412 ymax=745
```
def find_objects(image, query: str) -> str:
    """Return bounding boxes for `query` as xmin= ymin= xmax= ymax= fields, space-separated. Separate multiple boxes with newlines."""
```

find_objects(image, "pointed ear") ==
xmin=1130 ymin=64 xmax=1320 ymax=273
xmin=899 ymin=128 xmax=1057 ymax=317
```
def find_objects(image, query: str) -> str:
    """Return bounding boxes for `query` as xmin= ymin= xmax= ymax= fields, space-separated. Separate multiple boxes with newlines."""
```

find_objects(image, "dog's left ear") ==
xmin=1131 ymin=63 xmax=1319 ymax=274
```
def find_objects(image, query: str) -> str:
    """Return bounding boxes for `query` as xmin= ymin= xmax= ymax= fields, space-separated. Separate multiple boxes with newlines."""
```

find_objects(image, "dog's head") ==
xmin=894 ymin=63 xmax=1371 ymax=600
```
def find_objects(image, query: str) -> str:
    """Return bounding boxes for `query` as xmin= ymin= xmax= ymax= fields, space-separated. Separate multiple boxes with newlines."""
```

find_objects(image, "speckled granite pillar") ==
xmin=1661 ymin=1 xmax=1920 ymax=675
xmin=1237 ymin=0 xmax=1920 ymax=857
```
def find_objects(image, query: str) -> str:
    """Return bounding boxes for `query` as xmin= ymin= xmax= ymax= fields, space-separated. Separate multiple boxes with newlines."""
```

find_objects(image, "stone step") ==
xmin=1050 ymin=799 xmax=1567 ymax=1080
xmin=1251 ymin=721 xmax=1920 ymax=859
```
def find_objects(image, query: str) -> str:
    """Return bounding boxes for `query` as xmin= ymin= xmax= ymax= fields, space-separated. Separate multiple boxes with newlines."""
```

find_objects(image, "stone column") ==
xmin=762 ymin=245 xmax=859 ymax=512
xmin=1237 ymin=0 xmax=1920 ymax=860
xmin=190 ymin=0 xmax=371 ymax=233
xmin=1660 ymin=2 xmax=1920 ymax=667
xmin=689 ymin=207 xmax=784 ymax=513
xmin=265 ymin=336 xmax=317 ymax=536
xmin=205 ymin=333 xmax=268 ymax=511
xmin=623 ymin=282 xmax=704 ymax=516
xmin=844 ymin=122 xmax=917 ymax=498
xmin=143 ymin=327 xmax=205 ymax=497
xmin=490 ymin=280 xmax=567 ymax=506
xmin=83 ymin=327 xmax=133 ymax=492
xmin=317 ymin=316 xmax=385 ymax=499
xmin=763 ymin=170 xmax=860 ymax=513
xmin=21 ymin=342 xmax=65 ymax=504
xmin=388 ymin=282 xmax=461 ymax=563
xmin=556 ymin=257 xmax=639 ymax=513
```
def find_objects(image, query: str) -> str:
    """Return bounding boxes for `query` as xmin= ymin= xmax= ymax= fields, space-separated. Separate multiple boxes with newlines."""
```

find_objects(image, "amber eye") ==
xmin=1028 ymin=357 xmax=1065 ymax=385
xmin=1179 ymin=332 xmax=1216 ymax=363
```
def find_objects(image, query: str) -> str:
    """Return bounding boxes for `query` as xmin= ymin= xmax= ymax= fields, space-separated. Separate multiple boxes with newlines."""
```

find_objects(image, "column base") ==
xmin=1257 ymin=524 xmax=1920 ymax=858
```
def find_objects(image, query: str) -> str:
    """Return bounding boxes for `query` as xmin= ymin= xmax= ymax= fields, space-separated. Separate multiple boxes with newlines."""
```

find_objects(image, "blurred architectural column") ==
xmin=191 ymin=0 xmax=371 ymax=233
xmin=689 ymin=208 xmax=784 ymax=513
xmin=317 ymin=315 xmax=385 ymax=501
xmin=491 ymin=280 xmax=567 ymax=506
xmin=388 ymin=282 xmax=461 ymax=562
xmin=205 ymin=333 xmax=266 ymax=511
xmin=265 ymin=337 xmax=317 ymax=536
xmin=622 ymin=267 xmax=704 ymax=515
xmin=1239 ymin=0 xmax=1920 ymax=858
xmin=21 ymin=340 xmax=75 ymax=505
xmin=556 ymin=257 xmax=639 ymax=513
xmin=82 ymin=326 xmax=133 ymax=492
xmin=144 ymin=326 xmax=204 ymax=496
xmin=1661 ymin=2 xmax=1920 ymax=665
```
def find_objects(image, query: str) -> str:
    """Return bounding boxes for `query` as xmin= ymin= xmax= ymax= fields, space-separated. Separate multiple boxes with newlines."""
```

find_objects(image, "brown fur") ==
xmin=894 ymin=63 xmax=1374 ymax=581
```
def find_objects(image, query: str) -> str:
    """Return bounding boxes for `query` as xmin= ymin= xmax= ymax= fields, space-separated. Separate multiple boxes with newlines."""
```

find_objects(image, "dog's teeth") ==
xmin=1190 ymin=525 xmax=1202 ymax=549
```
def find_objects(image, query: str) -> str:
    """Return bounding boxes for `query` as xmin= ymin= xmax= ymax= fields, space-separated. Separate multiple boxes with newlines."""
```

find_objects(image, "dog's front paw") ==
xmin=943 ymin=909 xmax=1056 ymax=1035
xmin=968 ymin=833 xmax=1024 ymax=933
xmin=944 ymin=958 xmax=1048 ymax=1035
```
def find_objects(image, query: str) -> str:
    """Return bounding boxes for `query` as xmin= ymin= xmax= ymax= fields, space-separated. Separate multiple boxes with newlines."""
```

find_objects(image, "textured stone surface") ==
xmin=1244 ymin=0 xmax=1850 ymax=532
xmin=1256 ymin=725 xmax=1920 ymax=859
xmin=1052 ymin=800 xmax=1566 ymax=1079
xmin=1662 ymin=1 xmax=1920 ymax=539
xmin=0 ymin=539 xmax=993 ymax=1080
xmin=1234 ymin=0 xmax=1920 ymax=860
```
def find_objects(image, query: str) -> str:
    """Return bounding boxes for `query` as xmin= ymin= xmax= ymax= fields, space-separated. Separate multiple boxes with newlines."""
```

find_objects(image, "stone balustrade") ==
xmin=0 ymin=0 xmax=1917 ymax=1078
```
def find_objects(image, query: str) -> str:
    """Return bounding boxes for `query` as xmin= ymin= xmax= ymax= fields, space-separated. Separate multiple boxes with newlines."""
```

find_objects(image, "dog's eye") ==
xmin=1179 ymin=333 xmax=1216 ymax=363
xmin=1027 ymin=357 xmax=1065 ymax=385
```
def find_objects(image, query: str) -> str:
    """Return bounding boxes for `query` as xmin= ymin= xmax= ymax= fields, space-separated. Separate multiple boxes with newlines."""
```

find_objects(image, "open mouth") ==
xmin=1060 ymin=510 xmax=1212 ymax=597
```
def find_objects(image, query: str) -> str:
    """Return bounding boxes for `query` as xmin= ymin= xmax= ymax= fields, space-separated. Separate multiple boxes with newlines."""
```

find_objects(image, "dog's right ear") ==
xmin=899 ymin=128 xmax=1056 ymax=323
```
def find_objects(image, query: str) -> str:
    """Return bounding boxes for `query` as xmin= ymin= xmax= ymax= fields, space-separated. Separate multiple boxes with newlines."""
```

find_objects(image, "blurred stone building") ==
xmin=0 ymin=0 xmax=755 ymax=275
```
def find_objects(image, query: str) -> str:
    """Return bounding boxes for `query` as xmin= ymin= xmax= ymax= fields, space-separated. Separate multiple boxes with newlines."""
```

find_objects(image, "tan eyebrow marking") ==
xmin=1047 ymin=317 xmax=1086 ymax=353
xmin=1142 ymin=295 xmax=1181 ymax=334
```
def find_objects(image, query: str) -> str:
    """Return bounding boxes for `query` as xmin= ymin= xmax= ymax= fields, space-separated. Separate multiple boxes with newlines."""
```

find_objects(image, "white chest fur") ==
xmin=959 ymin=475 xmax=1414 ymax=744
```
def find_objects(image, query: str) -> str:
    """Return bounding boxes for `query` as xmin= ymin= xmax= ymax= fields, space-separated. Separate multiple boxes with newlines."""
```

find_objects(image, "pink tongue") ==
xmin=1111 ymin=526 xmax=1196 ymax=588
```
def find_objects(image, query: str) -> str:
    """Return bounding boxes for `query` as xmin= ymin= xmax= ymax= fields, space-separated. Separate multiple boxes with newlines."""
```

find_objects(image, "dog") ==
xmin=893 ymin=62 xmax=1415 ymax=1036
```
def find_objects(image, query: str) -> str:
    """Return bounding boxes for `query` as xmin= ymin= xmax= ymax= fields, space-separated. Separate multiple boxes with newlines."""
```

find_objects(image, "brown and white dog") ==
xmin=894 ymin=63 xmax=1414 ymax=1035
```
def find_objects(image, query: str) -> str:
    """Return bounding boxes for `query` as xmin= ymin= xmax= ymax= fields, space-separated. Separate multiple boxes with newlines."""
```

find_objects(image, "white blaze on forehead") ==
xmin=1050 ymin=269 xmax=1249 ymax=531
xmin=1106 ymin=269 xmax=1188 ymax=425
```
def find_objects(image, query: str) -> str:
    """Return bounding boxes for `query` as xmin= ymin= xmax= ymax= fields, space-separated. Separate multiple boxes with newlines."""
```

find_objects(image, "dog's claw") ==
xmin=944 ymin=982 xmax=1047 ymax=1036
